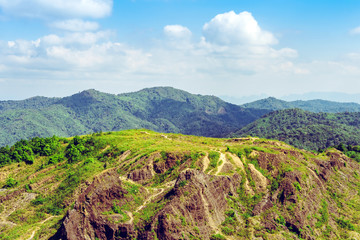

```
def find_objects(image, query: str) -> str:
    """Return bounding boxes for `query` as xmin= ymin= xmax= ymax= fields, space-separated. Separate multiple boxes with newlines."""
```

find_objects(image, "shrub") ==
xmin=178 ymin=180 xmax=187 ymax=187
xmin=336 ymin=218 xmax=355 ymax=231
xmin=210 ymin=234 xmax=226 ymax=240
xmin=5 ymin=177 xmax=18 ymax=188
xmin=293 ymin=182 xmax=302 ymax=191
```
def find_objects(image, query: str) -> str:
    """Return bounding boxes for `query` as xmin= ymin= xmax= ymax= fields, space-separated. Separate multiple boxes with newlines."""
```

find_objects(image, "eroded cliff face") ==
xmin=54 ymin=143 xmax=360 ymax=240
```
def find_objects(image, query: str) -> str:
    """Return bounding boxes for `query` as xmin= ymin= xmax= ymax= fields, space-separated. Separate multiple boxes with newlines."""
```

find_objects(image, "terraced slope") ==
xmin=0 ymin=130 xmax=359 ymax=239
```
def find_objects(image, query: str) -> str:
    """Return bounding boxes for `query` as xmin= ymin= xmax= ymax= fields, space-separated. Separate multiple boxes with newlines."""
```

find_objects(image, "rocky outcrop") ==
xmin=54 ymin=170 xmax=138 ymax=240
xmin=149 ymin=169 xmax=242 ymax=239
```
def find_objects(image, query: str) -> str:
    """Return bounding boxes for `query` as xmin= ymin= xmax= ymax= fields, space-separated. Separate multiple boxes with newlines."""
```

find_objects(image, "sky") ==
xmin=1 ymin=0 xmax=360 ymax=100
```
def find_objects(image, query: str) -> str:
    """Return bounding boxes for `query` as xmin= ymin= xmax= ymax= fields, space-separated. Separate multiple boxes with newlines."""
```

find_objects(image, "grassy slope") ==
xmin=0 ymin=130 xmax=359 ymax=239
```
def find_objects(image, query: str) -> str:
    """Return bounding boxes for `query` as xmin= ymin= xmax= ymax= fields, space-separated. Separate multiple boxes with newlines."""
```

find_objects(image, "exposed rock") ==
xmin=128 ymin=165 xmax=154 ymax=183
xmin=55 ymin=170 xmax=138 ymax=240
xmin=248 ymin=163 xmax=268 ymax=192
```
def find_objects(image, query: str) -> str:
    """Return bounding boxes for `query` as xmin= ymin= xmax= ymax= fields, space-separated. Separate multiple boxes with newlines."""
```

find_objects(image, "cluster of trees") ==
xmin=0 ymin=133 xmax=108 ymax=167
xmin=335 ymin=143 xmax=360 ymax=162
xmin=65 ymin=135 xmax=107 ymax=163
xmin=0 ymin=136 xmax=63 ymax=167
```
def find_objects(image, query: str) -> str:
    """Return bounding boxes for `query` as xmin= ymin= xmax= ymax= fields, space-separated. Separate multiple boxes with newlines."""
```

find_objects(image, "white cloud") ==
xmin=50 ymin=19 xmax=99 ymax=32
xmin=0 ymin=10 xmax=318 ymax=99
xmin=0 ymin=0 xmax=112 ymax=19
xmin=203 ymin=11 xmax=278 ymax=46
xmin=42 ymin=31 xmax=112 ymax=46
xmin=350 ymin=27 xmax=360 ymax=35
xmin=164 ymin=25 xmax=192 ymax=39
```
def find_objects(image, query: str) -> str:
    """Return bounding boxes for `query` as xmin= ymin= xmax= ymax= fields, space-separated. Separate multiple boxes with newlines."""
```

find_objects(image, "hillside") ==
xmin=0 ymin=130 xmax=360 ymax=239
xmin=0 ymin=87 xmax=269 ymax=146
xmin=241 ymin=97 xmax=360 ymax=113
xmin=233 ymin=109 xmax=360 ymax=151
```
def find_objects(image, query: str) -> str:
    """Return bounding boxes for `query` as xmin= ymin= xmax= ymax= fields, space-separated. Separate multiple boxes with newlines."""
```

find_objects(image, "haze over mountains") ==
xmin=241 ymin=97 xmax=360 ymax=113
xmin=1 ymin=86 xmax=360 ymax=149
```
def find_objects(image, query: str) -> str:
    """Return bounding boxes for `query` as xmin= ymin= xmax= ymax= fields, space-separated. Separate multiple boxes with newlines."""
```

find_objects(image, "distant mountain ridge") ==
xmin=241 ymin=97 xmax=360 ymax=113
xmin=0 ymin=87 xmax=269 ymax=146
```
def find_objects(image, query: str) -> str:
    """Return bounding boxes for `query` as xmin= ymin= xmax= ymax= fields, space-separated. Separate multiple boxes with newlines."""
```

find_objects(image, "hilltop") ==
xmin=0 ymin=87 xmax=269 ymax=147
xmin=0 ymin=130 xmax=360 ymax=239
xmin=233 ymin=109 xmax=360 ymax=151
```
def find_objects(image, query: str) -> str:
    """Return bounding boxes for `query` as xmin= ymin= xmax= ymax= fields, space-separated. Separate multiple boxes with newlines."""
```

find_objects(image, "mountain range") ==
xmin=0 ymin=87 xmax=268 ymax=146
xmin=241 ymin=97 xmax=360 ymax=113
xmin=1 ymin=87 xmax=360 ymax=150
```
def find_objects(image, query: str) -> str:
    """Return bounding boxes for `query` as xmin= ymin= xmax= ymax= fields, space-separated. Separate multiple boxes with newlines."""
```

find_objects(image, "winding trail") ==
xmin=228 ymin=153 xmax=245 ymax=171
xmin=121 ymin=176 xmax=176 ymax=224
xmin=214 ymin=153 xmax=227 ymax=175
xmin=202 ymin=155 xmax=210 ymax=172
xmin=26 ymin=216 xmax=55 ymax=240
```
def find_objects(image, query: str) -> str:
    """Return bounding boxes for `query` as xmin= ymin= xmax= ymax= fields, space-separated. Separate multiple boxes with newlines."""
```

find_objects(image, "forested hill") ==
xmin=241 ymin=97 xmax=360 ymax=113
xmin=0 ymin=87 xmax=269 ymax=146
xmin=232 ymin=108 xmax=360 ymax=151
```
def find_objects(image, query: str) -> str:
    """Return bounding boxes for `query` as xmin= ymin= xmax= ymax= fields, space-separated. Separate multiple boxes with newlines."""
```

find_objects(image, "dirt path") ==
xmin=202 ymin=155 xmax=210 ymax=172
xmin=124 ymin=180 xmax=176 ymax=224
xmin=307 ymin=167 xmax=325 ymax=191
xmin=0 ymin=192 xmax=36 ymax=227
xmin=214 ymin=153 xmax=227 ymax=175
xmin=26 ymin=216 xmax=55 ymax=240
xmin=228 ymin=153 xmax=245 ymax=171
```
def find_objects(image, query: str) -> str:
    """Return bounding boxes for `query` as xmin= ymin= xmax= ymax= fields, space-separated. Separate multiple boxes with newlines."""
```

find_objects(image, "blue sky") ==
xmin=0 ymin=0 xmax=360 ymax=100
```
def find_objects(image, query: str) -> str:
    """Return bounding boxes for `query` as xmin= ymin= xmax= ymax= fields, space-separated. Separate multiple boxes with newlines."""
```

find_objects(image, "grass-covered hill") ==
xmin=0 ymin=87 xmax=269 ymax=147
xmin=0 ymin=130 xmax=360 ymax=239
xmin=241 ymin=97 xmax=360 ymax=113
xmin=233 ymin=109 xmax=360 ymax=151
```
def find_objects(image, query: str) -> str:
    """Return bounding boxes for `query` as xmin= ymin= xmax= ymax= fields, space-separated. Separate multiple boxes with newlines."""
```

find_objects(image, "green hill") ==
xmin=0 ymin=130 xmax=359 ymax=239
xmin=233 ymin=109 xmax=360 ymax=150
xmin=0 ymin=87 xmax=269 ymax=146
xmin=242 ymin=97 xmax=360 ymax=113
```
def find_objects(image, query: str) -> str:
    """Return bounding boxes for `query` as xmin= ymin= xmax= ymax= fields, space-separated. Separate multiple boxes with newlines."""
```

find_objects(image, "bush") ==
xmin=221 ymin=226 xmax=234 ymax=235
xmin=293 ymin=182 xmax=302 ymax=191
xmin=48 ymin=153 xmax=64 ymax=165
xmin=178 ymin=180 xmax=187 ymax=187
xmin=210 ymin=234 xmax=226 ymax=240
xmin=5 ymin=177 xmax=18 ymax=188
xmin=336 ymin=218 xmax=355 ymax=231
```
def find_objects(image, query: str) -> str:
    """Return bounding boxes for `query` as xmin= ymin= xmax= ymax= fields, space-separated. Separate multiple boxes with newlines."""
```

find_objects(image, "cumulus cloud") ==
xmin=50 ymin=19 xmax=99 ymax=32
xmin=203 ymin=11 xmax=278 ymax=46
xmin=0 ymin=10 xmax=312 ymax=99
xmin=164 ymin=25 xmax=192 ymax=39
xmin=0 ymin=0 xmax=113 ymax=19
xmin=350 ymin=26 xmax=360 ymax=35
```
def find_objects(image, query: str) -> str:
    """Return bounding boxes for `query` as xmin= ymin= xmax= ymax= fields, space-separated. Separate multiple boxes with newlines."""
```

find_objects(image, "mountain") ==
xmin=0 ymin=130 xmax=359 ymax=239
xmin=242 ymin=97 xmax=360 ymax=113
xmin=233 ymin=109 xmax=360 ymax=151
xmin=0 ymin=87 xmax=270 ymax=146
